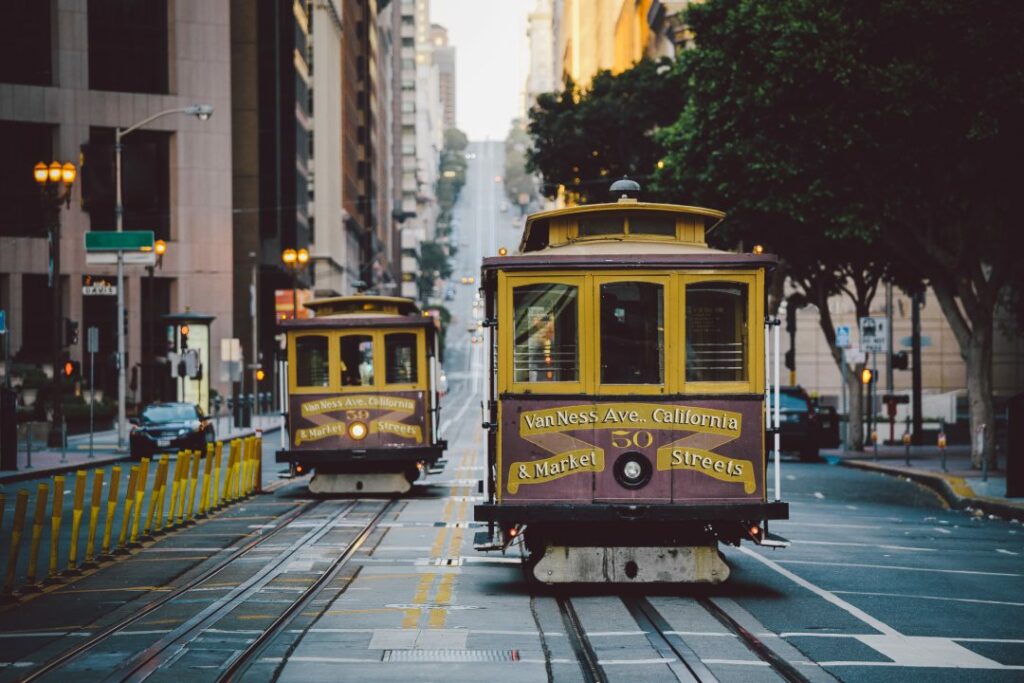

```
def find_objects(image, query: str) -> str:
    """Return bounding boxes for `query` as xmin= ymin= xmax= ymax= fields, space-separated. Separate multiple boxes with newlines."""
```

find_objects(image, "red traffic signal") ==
xmin=63 ymin=360 xmax=80 ymax=378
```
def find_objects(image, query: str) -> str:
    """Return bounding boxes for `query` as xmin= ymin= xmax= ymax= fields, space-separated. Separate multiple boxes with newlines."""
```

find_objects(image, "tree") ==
xmin=436 ymin=127 xmax=469 ymax=236
xmin=527 ymin=58 xmax=687 ymax=204
xmin=656 ymin=0 xmax=1023 ymax=465
xmin=504 ymin=118 xmax=538 ymax=212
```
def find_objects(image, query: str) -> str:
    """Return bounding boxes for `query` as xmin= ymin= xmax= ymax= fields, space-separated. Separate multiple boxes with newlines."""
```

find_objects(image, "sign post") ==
xmin=87 ymin=327 xmax=99 ymax=459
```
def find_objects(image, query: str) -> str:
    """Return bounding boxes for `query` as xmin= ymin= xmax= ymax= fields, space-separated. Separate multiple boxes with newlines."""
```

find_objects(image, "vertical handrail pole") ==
xmin=773 ymin=320 xmax=781 ymax=501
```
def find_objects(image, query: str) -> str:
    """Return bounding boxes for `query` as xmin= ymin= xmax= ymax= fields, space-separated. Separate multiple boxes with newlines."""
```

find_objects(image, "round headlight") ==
xmin=613 ymin=452 xmax=652 ymax=489
xmin=348 ymin=421 xmax=368 ymax=440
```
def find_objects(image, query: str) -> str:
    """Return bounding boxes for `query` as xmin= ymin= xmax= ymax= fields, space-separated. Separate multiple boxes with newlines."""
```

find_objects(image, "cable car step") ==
xmin=757 ymin=531 xmax=790 ymax=548
xmin=473 ymin=530 xmax=505 ymax=552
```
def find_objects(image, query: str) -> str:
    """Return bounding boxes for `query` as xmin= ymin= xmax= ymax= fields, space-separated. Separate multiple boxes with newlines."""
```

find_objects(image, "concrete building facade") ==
xmin=1 ymin=0 xmax=234 ymax=415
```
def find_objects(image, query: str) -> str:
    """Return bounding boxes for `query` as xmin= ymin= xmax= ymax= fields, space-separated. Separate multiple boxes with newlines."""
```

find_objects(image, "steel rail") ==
xmin=698 ymin=597 xmax=811 ymax=683
xmin=19 ymin=497 xmax=323 ymax=683
xmin=556 ymin=596 xmax=608 ymax=683
xmin=218 ymin=498 xmax=400 ymax=682
xmin=622 ymin=596 xmax=716 ymax=682
xmin=114 ymin=500 xmax=362 ymax=682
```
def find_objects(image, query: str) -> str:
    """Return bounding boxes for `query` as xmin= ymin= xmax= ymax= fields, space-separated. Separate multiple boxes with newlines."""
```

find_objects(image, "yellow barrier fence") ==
xmin=99 ymin=466 xmax=121 ymax=559
xmin=83 ymin=470 xmax=104 ymax=568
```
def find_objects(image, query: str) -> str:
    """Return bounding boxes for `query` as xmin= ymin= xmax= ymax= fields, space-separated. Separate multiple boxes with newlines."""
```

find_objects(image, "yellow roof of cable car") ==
xmin=302 ymin=295 xmax=421 ymax=318
xmin=518 ymin=199 xmax=726 ymax=254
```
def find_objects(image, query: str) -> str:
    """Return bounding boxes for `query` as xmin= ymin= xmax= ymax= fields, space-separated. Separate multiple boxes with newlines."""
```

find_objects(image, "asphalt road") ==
xmin=0 ymin=142 xmax=1022 ymax=682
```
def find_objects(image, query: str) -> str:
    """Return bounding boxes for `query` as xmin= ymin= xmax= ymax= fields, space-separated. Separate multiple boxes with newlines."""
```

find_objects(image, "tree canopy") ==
xmin=527 ymin=58 xmax=687 ymax=204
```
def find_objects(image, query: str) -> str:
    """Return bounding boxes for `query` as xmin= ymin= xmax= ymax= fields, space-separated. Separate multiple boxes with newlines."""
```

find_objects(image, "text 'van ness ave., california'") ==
xmin=519 ymin=403 xmax=741 ymax=436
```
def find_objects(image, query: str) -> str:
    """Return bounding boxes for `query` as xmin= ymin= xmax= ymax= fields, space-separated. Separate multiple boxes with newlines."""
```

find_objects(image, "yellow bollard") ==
xmin=187 ymin=448 xmax=201 ymax=521
xmin=255 ymin=434 xmax=263 ymax=494
xmin=2 ymin=490 xmax=29 ymax=599
xmin=221 ymin=441 xmax=235 ymax=504
xmin=64 ymin=470 xmax=88 ymax=575
xmin=175 ymin=450 xmax=191 ymax=525
xmin=131 ymin=457 xmax=150 ymax=545
xmin=117 ymin=466 xmax=139 ymax=553
xmin=83 ymin=470 xmax=104 ymax=568
xmin=166 ymin=452 xmax=184 ymax=529
xmin=148 ymin=456 xmax=169 ymax=536
xmin=199 ymin=443 xmax=214 ymax=516
xmin=23 ymin=483 xmax=49 ymax=592
xmin=45 ymin=476 xmax=66 ymax=583
xmin=233 ymin=439 xmax=243 ymax=499
xmin=240 ymin=438 xmax=250 ymax=496
xmin=98 ymin=466 xmax=121 ymax=559
xmin=213 ymin=441 xmax=224 ymax=509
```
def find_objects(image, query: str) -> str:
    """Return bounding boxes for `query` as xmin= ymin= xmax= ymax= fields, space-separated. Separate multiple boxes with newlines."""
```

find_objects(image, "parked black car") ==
xmin=777 ymin=386 xmax=821 ymax=461
xmin=129 ymin=402 xmax=215 ymax=460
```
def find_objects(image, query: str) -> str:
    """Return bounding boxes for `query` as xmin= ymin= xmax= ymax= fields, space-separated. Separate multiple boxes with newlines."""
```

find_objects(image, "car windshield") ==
xmin=779 ymin=392 xmax=810 ymax=412
xmin=142 ymin=405 xmax=197 ymax=423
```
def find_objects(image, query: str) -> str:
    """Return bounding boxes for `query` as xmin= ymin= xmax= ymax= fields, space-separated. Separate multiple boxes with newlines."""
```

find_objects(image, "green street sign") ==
xmin=84 ymin=230 xmax=155 ymax=252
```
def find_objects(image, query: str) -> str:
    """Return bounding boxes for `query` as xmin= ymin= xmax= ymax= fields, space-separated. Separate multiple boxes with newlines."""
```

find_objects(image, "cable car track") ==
xmin=556 ymin=594 xmax=811 ymax=683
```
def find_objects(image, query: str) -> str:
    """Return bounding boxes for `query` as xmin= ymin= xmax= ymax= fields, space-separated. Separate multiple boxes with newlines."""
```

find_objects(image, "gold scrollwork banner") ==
xmin=372 ymin=420 xmax=423 ymax=443
xmin=507 ymin=447 xmax=604 ymax=494
xmin=519 ymin=403 xmax=741 ymax=437
xmin=655 ymin=446 xmax=756 ymax=493
xmin=301 ymin=394 xmax=416 ymax=417
xmin=294 ymin=421 xmax=346 ymax=446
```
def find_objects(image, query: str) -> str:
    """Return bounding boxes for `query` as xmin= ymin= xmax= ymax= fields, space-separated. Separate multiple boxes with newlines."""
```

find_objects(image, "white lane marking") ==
xmin=933 ymin=527 xmax=952 ymax=534
xmin=781 ymin=632 xmax=1024 ymax=644
xmin=664 ymin=631 xmax=738 ymax=638
xmin=813 ymin=492 xmax=825 ymax=499
xmin=599 ymin=659 xmax=677 ymax=665
xmin=703 ymin=659 xmax=771 ymax=667
xmin=996 ymin=549 xmax=1019 ymax=556
xmin=740 ymin=548 xmax=1010 ymax=670
xmin=738 ymin=546 xmax=899 ymax=636
xmin=818 ymin=661 xmax=1024 ymax=669
xmin=523 ymin=659 xmax=572 ymax=664
xmin=259 ymin=656 xmax=382 ymax=664
xmin=586 ymin=631 xmax=646 ymax=637
xmin=846 ymin=505 xmax=858 ymax=510
xmin=777 ymin=559 xmax=1019 ymax=577
xmin=832 ymin=590 xmax=1024 ymax=608
xmin=789 ymin=540 xmax=936 ymax=552
xmin=111 ymin=630 xmax=173 ymax=636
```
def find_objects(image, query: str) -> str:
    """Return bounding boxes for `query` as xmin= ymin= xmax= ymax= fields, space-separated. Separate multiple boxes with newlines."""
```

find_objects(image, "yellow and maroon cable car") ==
xmin=277 ymin=295 xmax=446 ymax=494
xmin=474 ymin=179 xmax=789 ymax=583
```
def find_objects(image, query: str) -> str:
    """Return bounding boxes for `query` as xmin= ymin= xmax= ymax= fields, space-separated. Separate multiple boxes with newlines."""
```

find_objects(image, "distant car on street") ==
xmin=129 ymin=402 xmax=215 ymax=460
xmin=777 ymin=386 xmax=821 ymax=461
xmin=460 ymin=275 xmax=476 ymax=285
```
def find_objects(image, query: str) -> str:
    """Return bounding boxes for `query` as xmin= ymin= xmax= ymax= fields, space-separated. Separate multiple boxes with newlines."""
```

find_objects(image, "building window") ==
xmin=88 ymin=0 xmax=168 ymax=94
xmin=0 ymin=1 xmax=51 ymax=85
xmin=0 ymin=121 xmax=53 ymax=237
xmin=81 ymin=128 xmax=171 ymax=239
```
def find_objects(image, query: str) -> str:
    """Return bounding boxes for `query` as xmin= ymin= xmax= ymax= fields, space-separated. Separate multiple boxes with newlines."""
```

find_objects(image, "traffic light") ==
xmin=64 ymin=319 xmax=79 ymax=346
xmin=180 ymin=324 xmax=190 ymax=350
xmin=62 ymin=360 xmax=80 ymax=379
xmin=861 ymin=367 xmax=875 ymax=385
xmin=255 ymin=368 xmax=266 ymax=382
xmin=784 ymin=349 xmax=795 ymax=371
xmin=892 ymin=351 xmax=909 ymax=370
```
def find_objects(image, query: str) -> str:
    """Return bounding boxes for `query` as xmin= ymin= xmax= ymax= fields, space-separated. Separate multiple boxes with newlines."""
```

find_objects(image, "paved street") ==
xmin=0 ymin=144 xmax=1022 ymax=682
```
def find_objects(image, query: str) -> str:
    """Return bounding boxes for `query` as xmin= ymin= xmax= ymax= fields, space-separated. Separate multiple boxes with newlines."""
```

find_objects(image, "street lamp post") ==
xmin=34 ymin=161 xmax=76 ymax=448
xmin=113 ymin=104 xmax=213 ymax=449
xmin=280 ymin=248 xmax=310 ymax=319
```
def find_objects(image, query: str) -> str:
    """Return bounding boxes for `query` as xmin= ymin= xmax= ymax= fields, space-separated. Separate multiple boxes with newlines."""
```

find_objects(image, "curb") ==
xmin=841 ymin=459 xmax=1024 ymax=523
xmin=0 ymin=426 xmax=279 ymax=486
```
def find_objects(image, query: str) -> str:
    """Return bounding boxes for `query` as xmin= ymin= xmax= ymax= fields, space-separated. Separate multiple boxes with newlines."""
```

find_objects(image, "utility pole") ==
xmin=912 ymin=291 xmax=924 ymax=444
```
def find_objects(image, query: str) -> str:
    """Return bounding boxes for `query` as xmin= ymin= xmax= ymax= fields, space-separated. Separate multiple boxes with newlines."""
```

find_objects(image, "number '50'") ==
xmin=610 ymin=430 xmax=653 ymax=449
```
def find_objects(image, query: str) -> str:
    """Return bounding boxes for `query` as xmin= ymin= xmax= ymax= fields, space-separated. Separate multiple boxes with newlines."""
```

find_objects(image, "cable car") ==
xmin=474 ymin=179 xmax=789 ymax=583
xmin=277 ymin=296 xmax=446 ymax=494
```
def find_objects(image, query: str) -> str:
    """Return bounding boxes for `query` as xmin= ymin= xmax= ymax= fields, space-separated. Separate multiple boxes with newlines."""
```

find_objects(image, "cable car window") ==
xmin=385 ymin=333 xmax=418 ymax=384
xmin=339 ymin=334 xmax=374 ymax=387
xmin=295 ymin=335 xmax=330 ymax=387
xmin=578 ymin=214 xmax=622 ymax=237
xmin=686 ymin=282 xmax=748 ymax=382
xmin=600 ymin=282 xmax=664 ymax=384
xmin=513 ymin=284 xmax=578 ymax=382
xmin=628 ymin=212 xmax=676 ymax=236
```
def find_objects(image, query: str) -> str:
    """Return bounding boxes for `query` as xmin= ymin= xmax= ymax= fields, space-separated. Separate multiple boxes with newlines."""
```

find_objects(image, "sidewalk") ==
xmin=0 ymin=414 xmax=282 ymax=485
xmin=826 ymin=443 xmax=1024 ymax=522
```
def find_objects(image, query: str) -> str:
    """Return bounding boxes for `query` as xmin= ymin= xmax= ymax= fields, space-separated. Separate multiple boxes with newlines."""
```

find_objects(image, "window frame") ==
xmin=497 ymin=269 xmax=764 ymax=396
xmin=680 ymin=271 xmax=762 ymax=395
xmin=592 ymin=274 xmax=674 ymax=396
xmin=288 ymin=327 xmax=427 ymax=394
xmin=499 ymin=272 xmax=589 ymax=394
